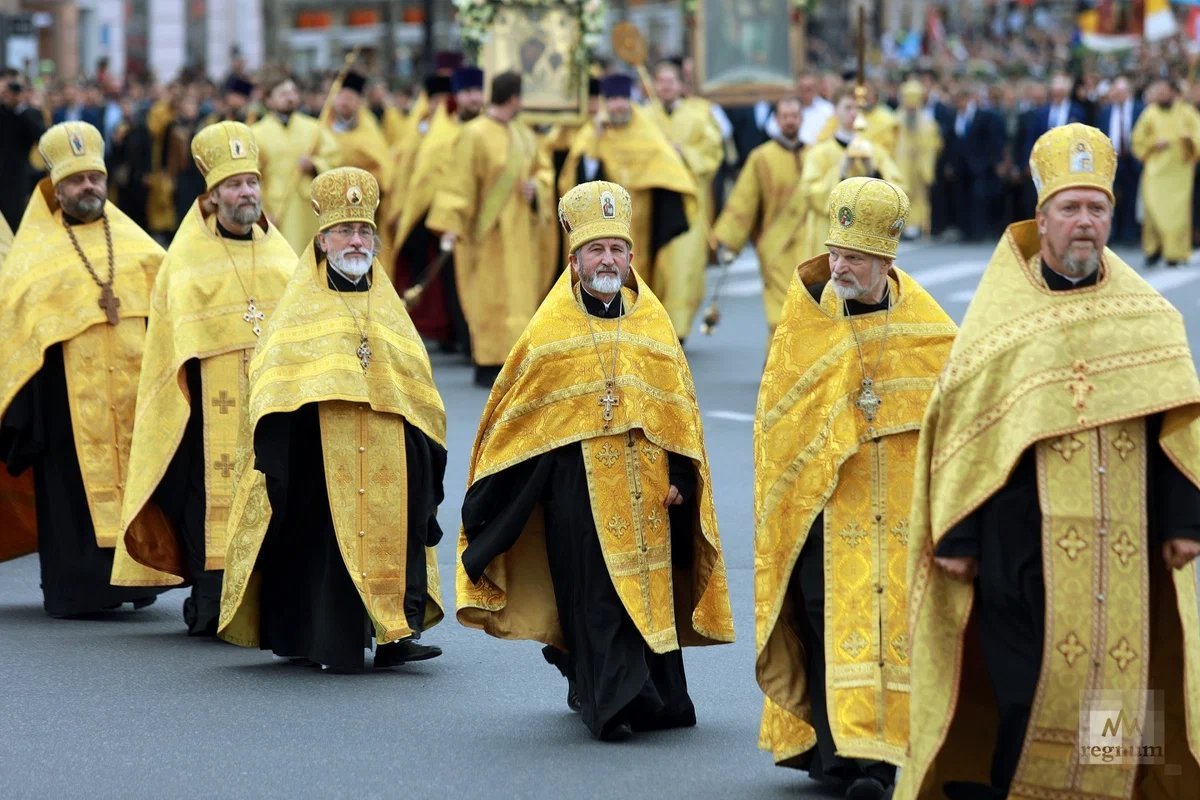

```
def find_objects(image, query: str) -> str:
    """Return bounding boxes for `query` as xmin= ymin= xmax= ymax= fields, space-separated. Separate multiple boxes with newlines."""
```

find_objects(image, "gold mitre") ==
xmin=558 ymin=180 xmax=633 ymax=253
xmin=310 ymin=167 xmax=379 ymax=232
xmin=190 ymin=121 xmax=261 ymax=190
xmin=825 ymin=177 xmax=910 ymax=260
xmin=1030 ymin=123 xmax=1115 ymax=208
xmin=39 ymin=122 xmax=107 ymax=185
xmin=899 ymin=79 xmax=924 ymax=108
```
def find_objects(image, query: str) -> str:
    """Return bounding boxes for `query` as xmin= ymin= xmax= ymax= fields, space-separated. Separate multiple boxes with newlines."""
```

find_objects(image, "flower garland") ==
xmin=681 ymin=0 xmax=810 ymax=15
xmin=454 ymin=0 xmax=608 ymax=66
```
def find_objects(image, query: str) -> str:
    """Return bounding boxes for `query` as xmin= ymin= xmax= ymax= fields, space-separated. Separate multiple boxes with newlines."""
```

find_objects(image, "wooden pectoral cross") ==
xmin=99 ymin=284 xmax=121 ymax=325
xmin=598 ymin=381 xmax=620 ymax=430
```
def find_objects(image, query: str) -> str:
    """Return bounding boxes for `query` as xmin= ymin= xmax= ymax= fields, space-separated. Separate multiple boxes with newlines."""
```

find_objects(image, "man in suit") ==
xmin=1014 ymin=82 xmax=1049 ymax=222
xmin=1098 ymin=76 xmax=1144 ymax=245
xmin=1020 ymin=74 xmax=1086 ymax=171
xmin=51 ymin=82 xmax=102 ymax=129
xmin=946 ymin=87 xmax=1007 ymax=242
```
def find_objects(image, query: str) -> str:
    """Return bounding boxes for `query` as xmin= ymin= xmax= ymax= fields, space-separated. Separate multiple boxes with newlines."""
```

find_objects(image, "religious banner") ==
xmin=689 ymin=0 xmax=806 ymax=104
xmin=455 ymin=0 xmax=606 ymax=124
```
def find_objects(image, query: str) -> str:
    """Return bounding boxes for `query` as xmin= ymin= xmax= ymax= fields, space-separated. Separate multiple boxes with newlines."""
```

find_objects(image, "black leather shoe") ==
xmin=599 ymin=720 xmax=633 ymax=742
xmin=1145 ymin=252 xmax=1161 ymax=268
xmin=566 ymin=679 xmax=582 ymax=713
xmin=845 ymin=777 xmax=887 ymax=800
xmin=132 ymin=596 xmax=157 ymax=610
xmin=374 ymin=638 xmax=443 ymax=669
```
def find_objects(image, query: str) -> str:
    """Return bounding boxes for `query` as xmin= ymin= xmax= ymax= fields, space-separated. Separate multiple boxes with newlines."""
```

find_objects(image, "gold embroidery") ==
xmin=372 ymin=465 xmax=396 ymax=488
xmin=641 ymin=443 xmax=661 ymax=464
xmin=333 ymin=466 xmax=353 ymax=486
xmin=890 ymin=632 xmax=909 ymax=660
xmin=211 ymin=390 xmax=237 ymax=415
xmin=1112 ymin=429 xmax=1136 ymax=460
xmin=1056 ymin=632 xmax=1086 ymax=667
xmin=606 ymin=513 xmax=630 ymax=540
xmin=1056 ymin=527 xmax=1088 ymax=560
xmin=890 ymin=518 xmax=909 ymax=546
xmin=1050 ymin=434 xmax=1085 ymax=462
xmin=646 ymin=508 xmax=663 ymax=533
xmin=1111 ymin=529 xmax=1138 ymax=567
xmin=839 ymin=521 xmax=869 ymax=548
xmin=213 ymin=452 xmax=235 ymax=478
xmin=1109 ymin=638 xmax=1137 ymax=672
xmin=1065 ymin=359 xmax=1096 ymax=413
xmin=594 ymin=442 xmax=620 ymax=468
xmin=841 ymin=630 xmax=869 ymax=659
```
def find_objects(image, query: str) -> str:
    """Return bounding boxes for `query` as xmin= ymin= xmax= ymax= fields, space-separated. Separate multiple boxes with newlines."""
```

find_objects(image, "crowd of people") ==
xmin=1 ymin=30 xmax=1200 ymax=800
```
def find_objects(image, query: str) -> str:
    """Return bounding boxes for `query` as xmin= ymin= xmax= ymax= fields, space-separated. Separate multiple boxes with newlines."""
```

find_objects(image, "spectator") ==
xmin=0 ymin=71 xmax=46 ymax=231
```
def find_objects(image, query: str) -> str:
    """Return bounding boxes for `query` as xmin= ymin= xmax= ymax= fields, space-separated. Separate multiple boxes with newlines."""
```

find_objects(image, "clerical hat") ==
xmin=311 ymin=167 xmax=379 ymax=233
xmin=341 ymin=70 xmax=367 ymax=95
xmin=39 ymin=121 xmax=107 ymax=186
xmin=599 ymin=74 xmax=634 ymax=99
xmin=191 ymin=120 xmax=261 ymax=191
xmin=424 ymin=73 xmax=452 ymax=96
xmin=452 ymin=67 xmax=484 ymax=93
xmin=899 ymin=79 xmax=924 ymax=109
xmin=1029 ymin=123 xmax=1115 ymax=208
xmin=435 ymin=51 xmax=464 ymax=72
xmin=824 ymin=177 xmax=910 ymax=260
xmin=558 ymin=181 xmax=633 ymax=253
xmin=588 ymin=77 xmax=601 ymax=97
xmin=224 ymin=76 xmax=255 ymax=98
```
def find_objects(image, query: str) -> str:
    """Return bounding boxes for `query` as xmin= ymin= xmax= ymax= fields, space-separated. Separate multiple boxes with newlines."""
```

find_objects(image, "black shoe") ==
xmin=132 ymin=596 xmax=157 ymax=610
xmin=845 ymin=777 xmax=887 ymax=800
xmin=473 ymin=364 xmax=502 ymax=388
xmin=1145 ymin=252 xmax=1161 ymax=268
xmin=374 ymin=637 xmax=443 ymax=669
xmin=288 ymin=657 xmax=318 ymax=667
xmin=566 ymin=679 xmax=582 ymax=713
xmin=598 ymin=720 xmax=633 ymax=742
xmin=1167 ymin=260 xmax=1182 ymax=268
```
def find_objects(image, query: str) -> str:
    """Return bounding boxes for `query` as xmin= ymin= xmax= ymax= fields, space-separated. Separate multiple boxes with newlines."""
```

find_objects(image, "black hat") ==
xmin=452 ymin=67 xmax=484 ymax=93
xmin=599 ymin=74 xmax=634 ymax=99
xmin=587 ymin=77 xmax=601 ymax=97
xmin=424 ymin=73 xmax=452 ymax=96
xmin=225 ymin=76 xmax=255 ymax=97
xmin=341 ymin=71 xmax=367 ymax=95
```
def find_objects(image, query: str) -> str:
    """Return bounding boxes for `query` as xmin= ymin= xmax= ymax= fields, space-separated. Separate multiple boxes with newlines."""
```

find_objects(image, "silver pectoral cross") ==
xmin=356 ymin=336 xmax=372 ymax=372
xmin=598 ymin=382 xmax=620 ymax=430
xmin=856 ymin=377 xmax=882 ymax=422
xmin=243 ymin=297 xmax=265 ymax=336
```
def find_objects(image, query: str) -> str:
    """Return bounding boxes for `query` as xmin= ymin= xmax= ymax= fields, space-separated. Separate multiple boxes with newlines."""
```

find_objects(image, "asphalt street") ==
xmin=2 ymin=239 xmax=1197 ymax=799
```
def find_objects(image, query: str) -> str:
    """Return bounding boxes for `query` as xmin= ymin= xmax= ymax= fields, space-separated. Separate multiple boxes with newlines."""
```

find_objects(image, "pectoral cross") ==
xmin=856 ymin=377 xmax=882 ymax=422
xmin=598 ymin=381 xmax=620 ymax=430
xmin=243 ymin=297 xmax=265 ymax=336
xmin=356 ymin=336 xmax=372 ymax=372
xmin=99 ymin=284 xmax=121 ymax=325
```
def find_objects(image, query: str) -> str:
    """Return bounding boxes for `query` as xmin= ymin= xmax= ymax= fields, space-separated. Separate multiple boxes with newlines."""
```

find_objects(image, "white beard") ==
xmin=832 ymin=280 xmax=864 ymax=301
xmin=586 ymin=273 xmax=623 ymax=296
xmin=328 ymin=248 xmax=373 ymax=281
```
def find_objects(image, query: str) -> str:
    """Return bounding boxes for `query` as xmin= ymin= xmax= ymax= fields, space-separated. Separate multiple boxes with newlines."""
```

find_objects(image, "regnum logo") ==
xmin=1079 ymin=690 xmax=1164 ymax=766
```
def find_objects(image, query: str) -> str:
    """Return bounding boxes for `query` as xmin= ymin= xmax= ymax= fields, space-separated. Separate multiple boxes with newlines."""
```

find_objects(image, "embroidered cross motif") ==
xmin=890 ymin=632 xmax=909 ymax=660
xmin=372 ymin=466 xmax=396 ymax=488
xmin=213 ymin=452 xmax=235 ymax=478
xmin=646 ymin=508 xmax=663 ymax=533
xmin=890 ymin=519 xmax=909 ymax=546
xmin=1112 ymin=529 xmax=1138 ymax=567
xmin=1112 ymin=429 xmax=1136 ymax=461
xmin=640 ymin=444 xmax=661 ymax=464
xmin=1057 ymin=527 xmax=1089 ymax=561
xmin=1057 ymin=632 xmax=1087 ymax=667
xmin=211 ymin=390 xmax=237 ymax=415
xmin=594 ymin=443 xmax=620 ymax=468
xmin=1109 ymin=638 xmax=1137 ymax=672
xmin=1050 ymin=434 xmax=1085 ymax=462
xmin=333 ymin=466 xmax=354 ymax=486
xmin=1066 ymin=360 xmax=1096 ymax=413
xmin=840 ymin=630 xmax=869 ymax=659
xmin=606 ymin=514 xmax=630 ymax=540
xmin=839 ymin=521 xmax=869 ymax=548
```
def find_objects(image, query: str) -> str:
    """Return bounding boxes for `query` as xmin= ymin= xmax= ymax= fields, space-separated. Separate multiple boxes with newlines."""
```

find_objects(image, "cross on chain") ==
xmin=356 ymin=337 xmax=373 ymax=372
xmin=598 ymin=382 xmax=620 ymax=430
xmin=244 ymin=297 xmax=265 ymax=337
xmin=99 ymin=284 xmax=121 ymax=326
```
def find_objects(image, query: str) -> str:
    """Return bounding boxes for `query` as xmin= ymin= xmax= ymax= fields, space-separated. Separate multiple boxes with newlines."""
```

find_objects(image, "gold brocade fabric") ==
xmin=1132 ymin=102 xmax=1200 ymax=263
xmin=217 ymin=246 xmax=447 ymax=646
xmin=0 ymin=213 xmax=12 ymax=268
xmin=252 ymin=112 xmax=341 ymax=255
xmin=0 ymin=180 xmax=166 ymax=571
xmin=328 ymin=109 xmax=396 ymax=278
xmin=895 ymin=112 xmax=942 ymax=235
xmin=388 ymin=104 xmax=459 ymax=244
xmin=456 ymin=269 xmax=735 ymax=652
xmin=711 ymin=140 xmax=807 ymax=331
xmin=897 ymin=221 xmax=1200 ymax=800
xmin=817 ymin=105 xmax=901 ymax=156
xmin=113 ymin=204 xmax=294 ymax=585
xmin=754 ymin=256 xmax=956 ymax=767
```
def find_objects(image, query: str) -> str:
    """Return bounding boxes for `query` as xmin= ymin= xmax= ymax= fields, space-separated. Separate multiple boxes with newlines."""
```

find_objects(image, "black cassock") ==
xmin=934 ymin=265 xmax=1200 ymax=795
xmin=250 ymin=267 xmax=447 ymax=671
xmin=0 ymin=344 xmax=164 ymax=616
xmin=460 ymin=289 xmax=699 ymax=740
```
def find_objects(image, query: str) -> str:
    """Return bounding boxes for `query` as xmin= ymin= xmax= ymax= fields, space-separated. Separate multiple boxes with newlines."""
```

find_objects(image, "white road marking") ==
xmin=1144 ymin=269 xmax=1200 ymax=292
xmin=707 ymin=410 xmax=756 ymax=423
xmin=904 ymin=261 xmax=987 ymax=288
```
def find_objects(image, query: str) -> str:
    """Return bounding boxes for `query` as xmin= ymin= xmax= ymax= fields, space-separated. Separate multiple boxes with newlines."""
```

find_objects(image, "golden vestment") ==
xmin=559 ymin=108 xmax=699 ymax=337
xmin=712 ymin=139 xmax=807 ymax=332
xmin=218 ymin=246 xmax=447 ymax=647
xmin=328 ymin=109 xmax=396 ymax=276
xmin=534 ymin=123 xmax=581 ymax=293
xmin=797 ymin=137 xmax=905 ymax=262
xmin=895 ymin=111 xmax=942 ymax=236
xmin=1132 ymin=101 xmax=1200 ymax=263
xmin=252 ymin=112 xmax=341 ymax=255
xmin=897 ymin=221 xmax=1200 ymax=800
xmin=389 ymin=107 xmax=461 ymax=251
xmin=646 ymin=97 xmax=724 ymax=335
xmin=111 ymin=204 xmax=294 ymax=586
xmin=817 ymin=105 xmax=900 ymax=156
xmin=426 ymin=114 xmax=553 ymax=367
xmin=0 ymin=213 xmax=12 ymax=268
xmin=457 ymin=269 xmax=735 ymax=652
xmin=754 ymin=257 xmax=956 ymax=767
xmin=0 ymin=180 xmax=169 ymax=583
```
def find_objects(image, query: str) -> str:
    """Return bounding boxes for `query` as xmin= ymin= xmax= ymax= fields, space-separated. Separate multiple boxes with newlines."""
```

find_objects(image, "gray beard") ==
xmin=225 ymin=202 xmax=260 ymax=227
xmin=329 ymin=248 xmax=373 ymax=281
xmin=832 ymin=281 xmax=865 ymax=301
xmin=585 ymin=273 xmax=623 ymax=296
xmin=66 ymin=195 xmax=105 ymax=222
xmin=1061 ymin=249 xmax=1101 ymax=278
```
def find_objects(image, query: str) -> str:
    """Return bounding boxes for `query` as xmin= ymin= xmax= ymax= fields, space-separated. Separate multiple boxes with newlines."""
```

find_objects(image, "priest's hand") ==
xmin=935 ymin=556 xmax=978 ymax=582
xmin=440 ymin=232 xmax=458 ymax=252
xmin=298 ymin=155 xmax=316 ymax=176
xmin=664 ymin=485 xmax=685 ymax=507
xmin=521 ymin=180 xmax=537 ymax=203
xmin=1163 ymin=539 xmax=1200 ymax=570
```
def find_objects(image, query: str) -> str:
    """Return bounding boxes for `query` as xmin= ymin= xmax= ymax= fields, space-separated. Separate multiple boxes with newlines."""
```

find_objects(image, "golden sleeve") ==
xmin=711 ymin=150 xmax=763 ymax=251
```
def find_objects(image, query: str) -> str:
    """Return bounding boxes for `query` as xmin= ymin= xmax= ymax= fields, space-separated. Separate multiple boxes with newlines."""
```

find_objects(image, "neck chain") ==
xmin=333 ymin=270 xmax=373 ymax=372
xmin=844 ymin=284 xmax=892 ymax=423
xmin=582 ymin=288 xmax=622 ymax=431
xmin=217 ymin=226 xmax=262 ymax=336
xmin=64 ymin=214 xmax=120 ymax=325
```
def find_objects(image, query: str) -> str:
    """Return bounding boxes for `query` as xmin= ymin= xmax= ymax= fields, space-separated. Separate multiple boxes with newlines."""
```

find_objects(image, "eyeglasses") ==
xmin=326 ymin=225 xmax=375 ymax=240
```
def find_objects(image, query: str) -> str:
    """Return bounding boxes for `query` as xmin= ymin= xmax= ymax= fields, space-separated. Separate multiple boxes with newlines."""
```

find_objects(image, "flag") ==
xmin=1145 ymin=0 xmax=1179 ymax=39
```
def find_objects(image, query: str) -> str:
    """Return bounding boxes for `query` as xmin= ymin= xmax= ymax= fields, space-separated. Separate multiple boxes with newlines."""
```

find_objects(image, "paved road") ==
xmin=2 ymin=241 xmax=1197 ymax=799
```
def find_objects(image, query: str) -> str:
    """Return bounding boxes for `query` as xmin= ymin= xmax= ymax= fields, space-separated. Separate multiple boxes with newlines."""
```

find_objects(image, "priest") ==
xmin=1131 ymin=79 xmax=1200 ymax=268
xmin=427 ymin=71 xmax=553 ymax=387
xmin=457 ymin=181 xmax=735 ymax=741
xmin=218 ymin=167 xmax=448 ymax=673
xmin=253 ymin=76 xmax=341 ymax=255
xmin=898 ymin=124 xmax=1200 ymax=800
xmin=0 ymin=121 xmax=170 ymax=616
xmin=754 ymin=178 xmax=956 ymax=800
xmin=111 ymin=121 xmax=294 ymax=636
